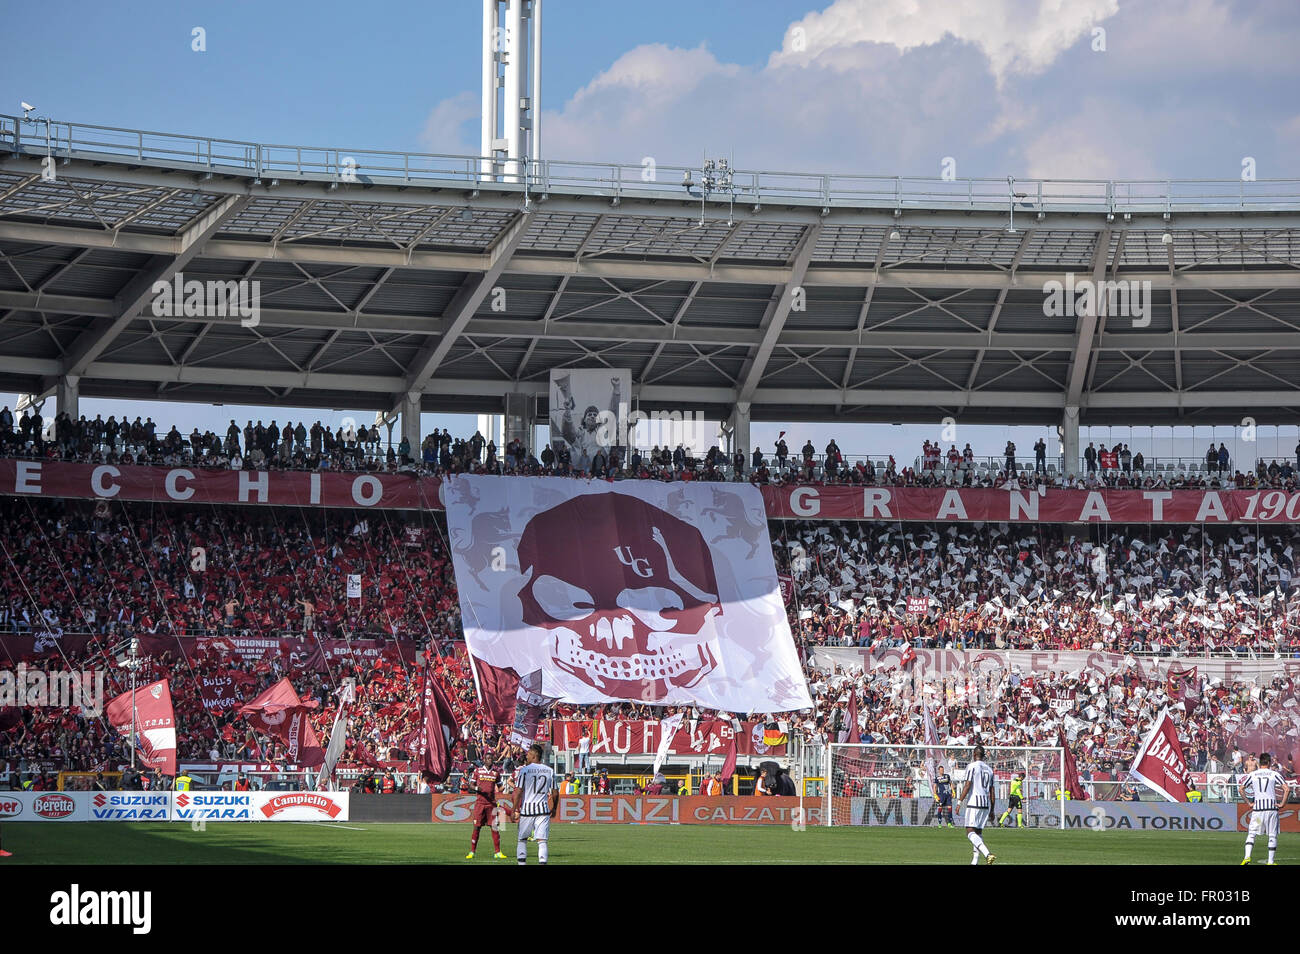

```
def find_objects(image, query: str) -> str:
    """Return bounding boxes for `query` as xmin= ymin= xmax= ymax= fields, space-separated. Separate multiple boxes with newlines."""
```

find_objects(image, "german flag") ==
xmin=763 ymin=724 xmax=787 ymax=747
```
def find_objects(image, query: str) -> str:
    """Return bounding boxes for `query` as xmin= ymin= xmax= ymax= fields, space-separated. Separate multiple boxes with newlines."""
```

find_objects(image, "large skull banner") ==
xmin=446 ymin=476 xmax=812 ymax=712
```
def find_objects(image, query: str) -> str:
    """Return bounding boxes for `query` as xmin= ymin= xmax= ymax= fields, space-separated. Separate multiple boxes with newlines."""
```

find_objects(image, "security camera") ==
xmin=20 ymin=102 xmax=35 ymax=120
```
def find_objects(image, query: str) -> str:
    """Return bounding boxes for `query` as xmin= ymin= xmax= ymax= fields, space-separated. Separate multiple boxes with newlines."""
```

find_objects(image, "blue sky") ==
xmin=4 ymin=0 xmax=1299 ymax=463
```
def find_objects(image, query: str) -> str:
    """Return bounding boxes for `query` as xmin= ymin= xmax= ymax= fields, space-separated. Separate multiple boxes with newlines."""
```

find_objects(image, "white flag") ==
xmin=346 ymin=574 xmax=362 ymax=599
xmin=653 ymin=713 xmax=684 ymax=775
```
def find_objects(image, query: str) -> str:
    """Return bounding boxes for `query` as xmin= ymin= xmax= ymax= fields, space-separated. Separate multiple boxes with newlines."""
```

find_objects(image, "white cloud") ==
xmin=420 ymin=90 xmax=478 ymax=153
xmin=772 ymin=0 xmax=1119 ymax=86
xmin=418 ymin=0 xmax=1299 ymax=181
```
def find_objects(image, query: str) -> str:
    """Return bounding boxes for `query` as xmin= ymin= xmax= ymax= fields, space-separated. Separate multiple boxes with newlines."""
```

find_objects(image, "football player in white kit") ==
xmin=512 ymin=743 xmax=559 ymax=865
xmin=959 ymin=745 xmax=997 ymax=865
xmin=1240 ymin=751 xmax=1289 ymax=866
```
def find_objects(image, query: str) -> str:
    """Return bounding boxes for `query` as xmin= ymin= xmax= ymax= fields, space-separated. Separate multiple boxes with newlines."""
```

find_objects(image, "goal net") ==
xmin=824 ymin=743 xmax=1065 ymax=829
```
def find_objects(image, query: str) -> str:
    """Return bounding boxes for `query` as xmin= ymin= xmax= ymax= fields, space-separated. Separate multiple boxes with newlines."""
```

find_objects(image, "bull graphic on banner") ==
xmin=446 ymin=476 xmax=812 ymax=712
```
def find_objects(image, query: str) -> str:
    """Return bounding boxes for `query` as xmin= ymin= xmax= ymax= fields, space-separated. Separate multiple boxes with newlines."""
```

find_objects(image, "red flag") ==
xmin=1166 ymin=666 xmax=1197 ymax=704
xmin=1058 ymin=727 xmax=1086 ymax=800
xmin=470 ymin=655 xmax=519 ymax=726
xmin=840 ymin=691 xmax=860 ymax=744
xmin=1129 ymin=706 xmax=1190 ymax=802
xmin=900 ymin=645 xmax=917 ymax=670
xmin=777 ymin=573 xmax=794 ymax=605
xmin=238 ymin=677 xmax=325 ymax=768
xmin=105 ymin=679 xmax=178 ymax=776
xmin=414 ymin=665 xmax=460 ymax=782
xmin=719 ymin=733 xmax=737 ymax=787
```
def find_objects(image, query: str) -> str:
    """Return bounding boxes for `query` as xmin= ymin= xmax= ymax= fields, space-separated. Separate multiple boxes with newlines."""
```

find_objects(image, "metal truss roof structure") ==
xmin=2 ymin=115 xmax=1300 ymax=426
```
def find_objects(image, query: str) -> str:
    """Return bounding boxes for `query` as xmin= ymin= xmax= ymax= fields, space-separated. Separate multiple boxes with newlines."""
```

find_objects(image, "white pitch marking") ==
xmin=288 ymin=821 xmax=368 ymax=831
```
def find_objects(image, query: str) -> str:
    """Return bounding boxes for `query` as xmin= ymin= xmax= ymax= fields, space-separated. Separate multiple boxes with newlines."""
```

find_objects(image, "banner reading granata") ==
xmin=551 ymin=719 xmax=789 ymax=757
xmin=446 ymin=476 xmax=812 ymax=712
xmin=12 ymin=460 xmax=1300 ymax=524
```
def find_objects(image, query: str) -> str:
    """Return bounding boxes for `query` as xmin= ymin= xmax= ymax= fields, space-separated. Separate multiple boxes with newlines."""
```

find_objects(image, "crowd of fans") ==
xmin=776 ymin=521 xmax=1300 ymax=655
xmin=0 ymin=497 xmax=460 ymax=643
xmin=3 ymin=491 xmax=1300 ymax=789
xmin=7 ymin=403 xmax=1300 ymax=491
xmin=800 ymin=655 xmax=1298 ymax=785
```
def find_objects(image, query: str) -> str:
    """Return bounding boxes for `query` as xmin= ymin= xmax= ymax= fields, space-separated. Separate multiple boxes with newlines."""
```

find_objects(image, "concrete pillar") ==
xmin=1061 ymin=405 xmax=1080 ymax=479
xmin=400 ymin=392 xmax=422 ymax=461
xmin=729 ymin=401 xmax=751 ymax=474
xmin=56 ymin=375 xmax=80 ymax=420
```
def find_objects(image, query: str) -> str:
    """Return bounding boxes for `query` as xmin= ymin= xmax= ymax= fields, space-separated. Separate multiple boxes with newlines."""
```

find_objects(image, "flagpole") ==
xmin=130 ymin=638 xmax=138 ymax=770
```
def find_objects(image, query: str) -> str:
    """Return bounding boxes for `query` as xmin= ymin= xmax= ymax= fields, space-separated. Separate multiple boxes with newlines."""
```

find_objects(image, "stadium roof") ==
xmin=2 ymin=115 xmax=1300 ymax=426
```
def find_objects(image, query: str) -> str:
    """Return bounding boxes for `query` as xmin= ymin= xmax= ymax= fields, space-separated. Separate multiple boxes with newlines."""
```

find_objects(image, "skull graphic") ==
xmin=516 ymin=493 xmax=722 ymax=701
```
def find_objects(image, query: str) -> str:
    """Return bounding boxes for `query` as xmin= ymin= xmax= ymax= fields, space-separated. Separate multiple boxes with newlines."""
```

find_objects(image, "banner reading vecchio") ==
xmin=552 ymin=719 xmax=789 ymax=757
xmin=446 ymin=477 xmax=812 ymax=712
xmin=11 ymin=460 xmax=1300 ymax=524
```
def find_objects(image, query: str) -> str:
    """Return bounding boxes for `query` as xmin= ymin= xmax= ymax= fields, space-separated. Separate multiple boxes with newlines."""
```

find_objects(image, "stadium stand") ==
xmin=2 ymin=495 xmax=1298 ymax=792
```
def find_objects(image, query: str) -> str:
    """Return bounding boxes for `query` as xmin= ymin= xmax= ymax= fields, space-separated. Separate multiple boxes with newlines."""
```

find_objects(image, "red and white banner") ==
xmin=905 ymin=596 xmax=929 ymax=616
xmin=446 ymin=477 xmax=811 ymax=711
xmin=12 ymin=460 xmax=1300 ymax=524
xmin=759 ymin=485 xmax=1300 ymax=523
xmin=254 ymin=791 xmax=348 ymax=821
xmin=1049 ymin=688 xmax=1077 ymax=712
xmin=1129 ymin=706 xmax=1191 ymax=802
xmin=105 ymin=679 xmax=178 ymax=776
xmin=551 ymin=719 xmax=790 ymax=757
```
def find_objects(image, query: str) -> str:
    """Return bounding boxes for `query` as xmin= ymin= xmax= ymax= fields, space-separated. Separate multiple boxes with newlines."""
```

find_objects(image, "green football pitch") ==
xmin=0 ymin=822 xmax=1270 ymax=865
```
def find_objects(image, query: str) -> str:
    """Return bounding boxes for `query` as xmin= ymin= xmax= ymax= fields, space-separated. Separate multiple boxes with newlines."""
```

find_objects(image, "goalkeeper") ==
xmin=933 ymin=764 xmax=955 ymax=828
xmin=998 ymin=771 xmax=1026 ymax=828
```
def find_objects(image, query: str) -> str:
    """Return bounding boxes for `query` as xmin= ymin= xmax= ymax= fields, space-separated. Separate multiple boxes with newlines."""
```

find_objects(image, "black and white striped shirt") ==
xmin=966 ymin=760 xmax=995 ymax=808
xmin=1243 ymin=768 xmax=1285 ymax=812
xmin=514 ymin=763 xmax=556 ymax=816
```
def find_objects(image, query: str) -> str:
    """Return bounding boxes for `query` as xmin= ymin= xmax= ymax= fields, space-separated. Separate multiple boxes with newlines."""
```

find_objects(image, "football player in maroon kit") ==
xmin=465 ymin=760 xmax=508 ymax=860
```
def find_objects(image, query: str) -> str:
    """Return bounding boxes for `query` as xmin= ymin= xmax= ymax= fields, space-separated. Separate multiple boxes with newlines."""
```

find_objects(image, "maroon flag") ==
xmin=470 ymin=655 xmax=519 ymax=726
xmin=900 ymin=644 xmax=918 ymax=670
xmin=840 ymin=690 xmax=860 ymax=744
xmin=1129 ymin=706 xmax=1190 ymax=802
xmin=197 ymin=670 xmax=244 ymax=714
xmin=719 ymin=733 xmax=738 ymax=787
xmin=414 ymin=666 xmax=460 ymax=782
xmin=777 ymin=573 xmax=794 ymax=605
xmin=1058 ymin=727 xmax=1086 ymax=800
xmin=105 ymin=679 xmax=178 ymax=776
xmin=1166 ymin=666 xmax=1197 ymax=704
xmin=238 ymin=677 xmax=324 ymax=768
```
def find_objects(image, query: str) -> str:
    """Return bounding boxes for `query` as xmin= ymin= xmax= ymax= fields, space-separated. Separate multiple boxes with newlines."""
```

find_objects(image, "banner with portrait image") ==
xmin=445 ymin=476 xmax=812 ymax=713
xmin=548 ymin=368 xmax=630 ymax=471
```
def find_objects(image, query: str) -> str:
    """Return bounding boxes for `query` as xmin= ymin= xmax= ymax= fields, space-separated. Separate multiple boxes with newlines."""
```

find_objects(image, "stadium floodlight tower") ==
xmin=481 ymin=0 xmax=542 ymax=184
